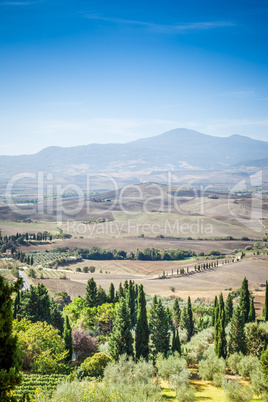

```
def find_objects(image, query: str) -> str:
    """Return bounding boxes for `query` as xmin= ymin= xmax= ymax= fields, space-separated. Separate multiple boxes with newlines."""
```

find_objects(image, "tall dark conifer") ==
xmin=239 ymin=277 xmax=250 ymax=323
xmin=85 ymin=278 xmax=97 ymax=308
xmin=108 ymin=282 xmax=115 ymax=303
xmin=228 ymin=305 xmax=246 ymax=355
xmin=135 ymin=284 xmax=149 ymax=360
xmin=263 ymin=280 xmax=268 ymax=321
xmin=212 ymin=295 xmax=218 ymax=326
xmin=248 ymin=297 xmax=256 ymax=322
xmin=0 ymin=276 xmax=22 ymax=400
xmin=173 ymin=298 xmax=181 ymax=329
xmin=186 ymin=296 xmax=194 ymax=340
xmin=50 ymin=298 xmax=64 ymax=334
xmin=225 ymin=293 xmax=233 ymax=325
xmin=171 ymin=327 xmax=181 ymax=355
xmin=63 ymin=315 xmax=73 ymax=364
xmin=127 ymin=280 xmax=136 ymax=327
xmin=108 ymin=297 xmax=133 ymax=360
xmin=149 ymin=298 xmax=170 ymax=357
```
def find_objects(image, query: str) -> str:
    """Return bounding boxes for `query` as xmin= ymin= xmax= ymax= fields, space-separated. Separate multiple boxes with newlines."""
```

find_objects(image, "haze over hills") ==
xmin=0 ymin=128 xmax=267 ymax=190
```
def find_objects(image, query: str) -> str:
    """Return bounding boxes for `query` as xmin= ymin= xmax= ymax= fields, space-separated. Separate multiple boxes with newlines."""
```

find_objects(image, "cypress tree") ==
xmin=85 ymin=278 xmax=97 ymax=308
xmin=248 ymin=297 xmax=256 ymax=322
xmin=123 ymin=280 xmax=129 ymax=296
xmin=239 ymin=277 xmax=250 ymax=323
xmin=108 ymin=297 xmax=133 ymax=360
xmin=127 ymin=280 xmax=136 ymax=327
xmin=50 ymin=298 xmax=64 ymax=334
xmin=135 ymin=284 xmax=149 ymax=360
xmin=13 ymin=290 xmax=20 ymax=319
xmin=96 ymin=285 xmax=107 ymax=305
xmin=225 ymin=293 xmax=233 ymax=325
xmin=214 ymin=303 xmax=220 ymax=355
xmin=149 ymin=298 xmax=170 ymax=357
xmin=263 ymin=280 xmax=268 ymax=321
xmin=215 ymin=294 xmax=227 ymax=359
xmin=173 ymin=298 xmax=181 ymax=329
xmin=108 ymin=282 xmax=115 ymax=303
xmin=63 ymin=315 xmax=73 ymax=364
xmin=166 ymin=306 xmax=173 ymax=330
xmin=0 ymin=276 xmax=22 ymax=400
xmin=228 ymin=305 xmax=246 ymax=355
xmin=186 ymin=296 xmax=194 ymax=341
xmin=18 ymin=283 xmax=52 ymax=324
xmin=212 ymin=295 xmax=218 ymax=326
xmin=171 ymin=327 xmax=181 ymax=355
xmin=117 ymin=282 xmax=124 ymax=300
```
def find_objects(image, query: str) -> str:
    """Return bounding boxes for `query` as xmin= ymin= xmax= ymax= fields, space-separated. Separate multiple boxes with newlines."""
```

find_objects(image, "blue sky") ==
xmin=0 ymin=0 xmax=268 ymax=155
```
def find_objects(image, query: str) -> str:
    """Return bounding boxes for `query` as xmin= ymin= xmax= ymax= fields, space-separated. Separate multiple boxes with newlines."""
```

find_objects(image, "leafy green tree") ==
xmin=228 ymin=305 xmax=246 ymax=355
xmin=239 ymin=277 xmax=250 ymax=323
xmin=108 ymin=282 xmax=115 ymax=303
xmin=172 ymin=298 xmax=181 ymax=329
xmin=248 ymin=297 xmax=256 ymax=322
xmin=108 ymin=298 xmax=133 ymax=360
xmin=63 ymin=315 xmax=73 ymax=364
xmin=85 ymin=278 xmax=97 ymax=308
xmin=225 ymin=293 xmax=233 ymax=325
xmin=263 ymin=280 xmax=268 ymax=321
xmin=149 ymin=297 xmax=170 ymax=357
xmin=13 ymin=318 xmax=69 ymax=373
xmin=0 ymin=276 xmax=22 ymax=401
xmin=135 ymin=284 xmax=149 ymax=360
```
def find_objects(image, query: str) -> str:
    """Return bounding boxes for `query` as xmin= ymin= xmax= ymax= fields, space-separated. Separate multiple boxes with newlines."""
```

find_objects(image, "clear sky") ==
xmin=0 ymin=0 xmax=268 ymax=155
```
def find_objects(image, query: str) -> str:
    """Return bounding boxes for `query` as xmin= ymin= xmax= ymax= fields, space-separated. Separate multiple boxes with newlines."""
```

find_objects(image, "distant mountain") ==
xmin=236 ymin=157 xmax=268 ymax=169
xmin=0 ymin=129 xmax=267 ymax=183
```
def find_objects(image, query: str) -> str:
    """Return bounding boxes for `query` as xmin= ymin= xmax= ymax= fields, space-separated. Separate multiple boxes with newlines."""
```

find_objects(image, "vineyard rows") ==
xmin=13 ymin=374 xmax=67 ymax=399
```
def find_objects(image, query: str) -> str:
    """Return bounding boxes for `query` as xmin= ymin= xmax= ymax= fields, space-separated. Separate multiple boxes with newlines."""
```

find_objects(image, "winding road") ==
xmin=19 ymin=270 xmax=31 ymax=290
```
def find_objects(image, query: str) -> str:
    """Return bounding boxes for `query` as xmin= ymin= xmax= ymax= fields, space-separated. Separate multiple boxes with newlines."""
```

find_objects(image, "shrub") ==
xmin=237 ymin=355 xmax=261 ymax=379
xmin=175 ymin=384 xmax=196 ymax=402
xmin=103 ymin=354 xmax=155 ymax=387
xmin=198 ymin=347 xmax=226 ymax=386
xmin=245 ymin=322 xmax=268 ymax=357
xmin=76 ymin=267 xmax=81 ymax=272
xmin=223 ymin=379 xmax=253 ymax=401
xmin=102 ymin=354 xmax=161 ymax=401
xmin=156 ymin=352 xmax=190 ymax=387
xmin=227 ymin=352 xmax=243 ymax=374
xmin=89 ymin=266 xmax=95 ymax=273
xmin=83 ymin=266 xmax=89 ymax=273
xmin=250 ymin=369 xmax=268 ymax=397
xmin=77 ymin=353 xmax=112 ymax=379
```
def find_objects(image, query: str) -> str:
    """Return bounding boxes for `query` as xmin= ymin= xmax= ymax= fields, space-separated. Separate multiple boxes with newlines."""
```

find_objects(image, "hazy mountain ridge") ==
xmin=0 ymin=129 xmax=267 ymax=182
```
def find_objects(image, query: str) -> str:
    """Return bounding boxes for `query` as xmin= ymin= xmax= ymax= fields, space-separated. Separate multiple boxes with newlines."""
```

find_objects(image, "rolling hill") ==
xmin=0 ymin=128 xmax=267 ymax=190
